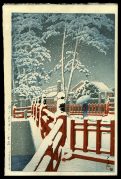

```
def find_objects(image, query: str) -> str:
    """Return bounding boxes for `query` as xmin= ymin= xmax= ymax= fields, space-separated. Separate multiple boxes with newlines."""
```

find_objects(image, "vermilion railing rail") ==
xmin=12 ymin=106 xmax=32 ymax=118
xmin=23 ymin=99 xmax=67 ymax=171
xmin=70 ymin=119 xmax=115 ymax=156
xmin=13 ymin=101 xmax=113 ymax=118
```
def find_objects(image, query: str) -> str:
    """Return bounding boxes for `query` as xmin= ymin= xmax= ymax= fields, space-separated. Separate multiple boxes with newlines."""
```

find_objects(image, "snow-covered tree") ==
xmin=43 ymin=14 xmax=89 ymax=92
xmin=12 ymin=13 xmax=52 ymax=99
xmin=74 ymin=80 xmax=100 ymax=99
xmin=45 ymin=14 xmax=113 ymax=101
xmin=12 ymin=13 xmax=114 ymax=102
xmin=65 ymin=14 xmax=114 ymax=99
xmin=42 ymin=14 xmax=77 ymax=91
xmin=43 ymin=14 xmax=114 ymax=101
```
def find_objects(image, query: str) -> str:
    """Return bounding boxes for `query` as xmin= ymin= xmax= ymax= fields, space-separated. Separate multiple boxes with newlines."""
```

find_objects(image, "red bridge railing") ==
xmin=23 ymin=92 xmax=67 ymax=172
xmin=23 ymin=117 xmax=66 ymax=172
xmin=12 ymin=94 xmax=115 ymax=170
xmin=70 ymin=119 xmax=115 ymax=157
xmin=12 ymin=106 xmax=32 ymax=118
xmin=65 ymin=103 xmax=109 ymax=116
xmin=12 ymin=103 xmax=111 ymax=119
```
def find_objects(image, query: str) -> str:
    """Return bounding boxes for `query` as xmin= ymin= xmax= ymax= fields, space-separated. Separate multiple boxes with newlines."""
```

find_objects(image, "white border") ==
xmin=3 ymin=3 xmax=118 ymax=176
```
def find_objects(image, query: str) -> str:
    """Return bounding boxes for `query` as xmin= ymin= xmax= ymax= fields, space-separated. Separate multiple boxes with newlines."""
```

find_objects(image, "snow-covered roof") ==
xmin=72 ymin=80 xmax=84 ymax=91
xmin=46 ymin=92 xmax=57 ymax=98
xmin=43 ymin=86 xmax=57 ymax=94
xmin=72 ymin=80 xmax=113 ymax=93
xmin=47 ymin=85 xmax=57 ymax=90
xmin=91 ymin=81 xmax=113 ymax=93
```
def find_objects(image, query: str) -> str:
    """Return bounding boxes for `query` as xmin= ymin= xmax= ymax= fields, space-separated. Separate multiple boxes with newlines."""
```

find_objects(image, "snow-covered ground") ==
xmin=58 ymin=157 xmax=114 ymax=172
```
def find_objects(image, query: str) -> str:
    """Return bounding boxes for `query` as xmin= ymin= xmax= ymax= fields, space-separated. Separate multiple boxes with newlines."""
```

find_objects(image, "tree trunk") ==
xmin=66 ymin=38 xmax=78 ymax=101
xmin=61 ymin=24 xmax=66 ymax=92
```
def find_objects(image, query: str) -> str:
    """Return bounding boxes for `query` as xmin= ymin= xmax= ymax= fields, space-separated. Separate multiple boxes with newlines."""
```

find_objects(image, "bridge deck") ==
xmin=58 ymin=157 xmax=114 ymax=172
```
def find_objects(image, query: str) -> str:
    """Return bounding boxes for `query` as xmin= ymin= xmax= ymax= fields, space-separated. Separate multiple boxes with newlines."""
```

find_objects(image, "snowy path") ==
xmin=68 ymin=114 xmax=115 ymax=122
xmin=58 ymin=158 xmax=114 ymax=172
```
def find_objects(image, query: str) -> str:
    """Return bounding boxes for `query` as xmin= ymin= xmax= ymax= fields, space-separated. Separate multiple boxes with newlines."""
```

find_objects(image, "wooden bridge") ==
xmin=12 ymin=94 xmax=115 ymax=172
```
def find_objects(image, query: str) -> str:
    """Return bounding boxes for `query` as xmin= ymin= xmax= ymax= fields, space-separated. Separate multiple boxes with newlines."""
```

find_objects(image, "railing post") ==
xmin=88 ymin=103 xmax=90 ymax=115
xmin=31 ymin=100 xmax=35 ymax=117
xmin=34 ymin=102 xmax=36 ymax=120
xmin=83 ymin=119 xmax=88 ymax=152
xmin=96 ymin=120 xmax=101 ymax=154
xmin=92 ymin=103 xmax=94 ymax=115
xmin=94 ymin=103 xmax=96 ymax=115
xmin=35 ymin=100 xmax=38 ymax=120
xmin=41 ymin=93 xmax=47 ymax=105
xmin=38 ymin=96 xmax=41 ymax=104
xmin=40 ymin=94 xmax=48 ymax=138
xmin=70 ymin=120 xmax=75 ymax=151
xmin=24 ymin=109 xmax=27 ymax=119
xmin=13 ymin=105 xmax=16 ymax=118
xmin=56 ymin=92 xmax=65 ymax=112
xmin=110 ymin=120 xmax=115 ymax=156
xmin=96 ymin=104 xmax=98 ymax=116
xmin=105 ymin=102 xmax=109 ymax=115
xmin=108 ymin=98 xmax=115 ymax=115
xmin=56 ymin=92 xmax=67 ymax=147
xmin=36 ymin=104 xmax=40 ymax=127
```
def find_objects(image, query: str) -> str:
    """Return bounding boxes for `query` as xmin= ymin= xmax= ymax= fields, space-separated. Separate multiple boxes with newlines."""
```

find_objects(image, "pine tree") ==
xmin=42 ymin=14 xmax=76 ymax=92
xmin=65 ymin=14 xmax=114 ymax=99
xmin=12 ymin=13 xmax=51 ymax=99
xmin=75 ymin=80 xmax=100 ymax=99
xmin=43 ymin=14 xmax=114 ymax=100
xmin=12 ymin=13 xmax=114 ymax=101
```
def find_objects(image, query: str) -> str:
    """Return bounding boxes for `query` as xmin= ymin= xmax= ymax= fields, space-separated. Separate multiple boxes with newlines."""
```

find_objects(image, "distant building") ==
xmin=72 ymin=80 xmax=114 ymax=99
xmin=72 ymin=80 xmax=85 ymax=92
xmin=91 ymin=81 xmax=113 ymax=98
xmin=43 ymin=80 xmax=62 ymax=104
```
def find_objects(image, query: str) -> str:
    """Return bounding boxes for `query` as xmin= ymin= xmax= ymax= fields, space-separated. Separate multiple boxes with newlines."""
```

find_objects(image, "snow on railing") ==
xmin=23 ymin=92 xmax=67 ymax=172
xmin=70 ymin=119 xmax=115 ymax=157
xmin=31 ymin=92 xmax=67 ymax=140
xmin=23 ymin=118 xmax=64 ymax=172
